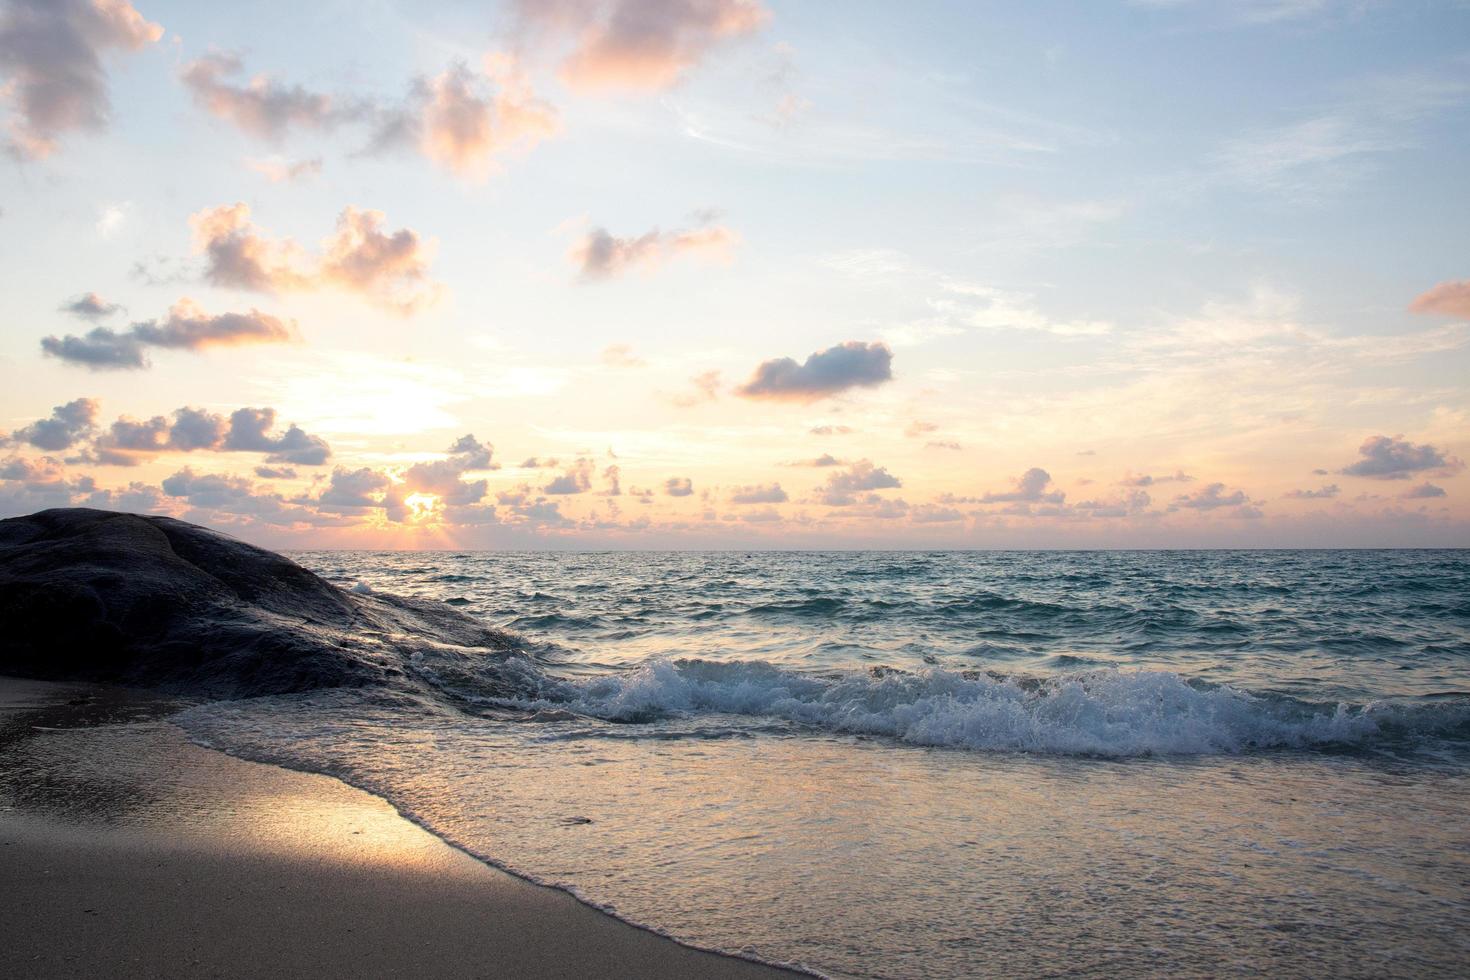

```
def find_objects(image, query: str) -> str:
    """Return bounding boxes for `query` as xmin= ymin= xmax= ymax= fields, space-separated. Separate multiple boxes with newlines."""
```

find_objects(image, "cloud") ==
xmin=1284 ymin=484 xmax=1339 ymax=499
xmin=161 ymin=467 xmax=337 ymax=526
xmin=41 ymin=328 xmax=147 ymax=369
xmin=0 ymin=454 xmax=65 ymax=482
xmin=94 ymin=201 xmax=129 ymax=236
xmin=222 ymin=407 xmax=331 ymax=465
xmin=486 ymin=487 xmax=568 ymax=526
xmin=1216 ymin=113 xmax=1394 ymax=198
xmin=167 ymin=407 xmax=225 ymax=451
xmin=160 ymin=470 xmax=242 ymax=505
xmin=910 ymin=503 xmax=965 ymax=523
xmin=664 ymin=476 xmax=693 ymax=496
xmin=253 ymin=465 xmax=296 ymax=480
xmin=818 ymin=459 xmax=902 ymax=506
xmin=190 ymin=202 xmax=311 ymax=292
xmin=1409 ymin=280 xmax=1470 ymax=320
xmin=249 ymin=156 xmax=323 ymax=182
xmin=106 ymin=481 xmax=164 ymax=509
xmin=1340 ymin=434 xmax=1462 ymax=480
xmin=28 ymin=471 xmax=164 ymax=519
xmin=1074 ymin=488 xmax=1153 ymax=518
xmin=904 ymin=420 xmax=938 ymax=438
xmin=0 ymin=0 xmax=164 ymax=159
xmin=544 ymin=457 xmax=594 ymax=494
xmin=180 ymin=52 xmax=344 ymax=141
xmin=0 ymin=455 xmax=106 ymax=515
xmin=514 ymin=0 xmax=769 ymax=92
xmin=316 ymin=466 xmax=391 ymax=511
xmin=1402 ymin=482 xmax=1446 ymax=500
xmin=1171 ymin=483 xmax=1248 ymax=510
xmin=572 ymin=222 xmax=736 ymax=280
xmin=61 ymin=292 xmax=122 ymax=319
xmin=509 ymin=497 xmax=570 ymax=526
xmin=926 ymin=441 xmax=962 ymax=451
xmin=1119 ymin=470 xmax=1193 ymax=487
xmin=981 ymin=467 xmax=1064 ymax=504
xmin=1 ymin=397 xmax=99 ymax=450
xmin=669 ymin=369 xmax=722 ymax=407
xmin=788 ymin=453 xmax=841 ymax=467
xmin=935 ymin=283 xmax=1113 ymax=337
xmin=756 ymin=43 xmax=809 ymax=129
xmin=730 ymin=482 xmax=786 ymax=504
xmin=409 ymin=57 xmax=559 ymax=179
xmin=91 ymin=415 xmax=171 ymax=460
xmin=184 ymin=50 xmax=556 ymax=178
xmin=191 ymin=203 xmax=442 ymax=315
xmin=160 ymin=468 xmax=245 ymax=505
xmin=809 ymin=424 xmax=853 ymax=436
xmin=91 ymin=404 xmax=330 ymax=466
xmin=855 ymin=497 xmax=912 ymax=519
xmin=379 ymin=435 xmax=495 ymax=518
xmin=1203 ymin=68 xmax=1469 ymax=203
xmin=130 ymin=300 xmax=291 ymax=349
xmin=601 ymin=343 xmax=645 ymax=367
xmin=1217 ymin=115 xmax=1384 ymax=199
xmin=41 ymin=298 xmax=294 ymax=369
xmin=735 ymin=341 xmax=893 ymax=403
xmin=318 ymin=209 xmax=443 ymax=315
xmin=822 ymin=248 xmax=1120 ymax=341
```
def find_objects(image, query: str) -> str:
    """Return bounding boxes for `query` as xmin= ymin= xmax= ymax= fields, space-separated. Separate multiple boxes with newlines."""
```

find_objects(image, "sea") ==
xmin=176 ymin=550 xmax=1470 ymax=978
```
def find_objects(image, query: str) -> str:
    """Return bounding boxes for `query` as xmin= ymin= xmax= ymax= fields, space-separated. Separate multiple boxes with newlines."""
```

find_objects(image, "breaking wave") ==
xmin=412 ymin=653 xmax=1470 ymax=758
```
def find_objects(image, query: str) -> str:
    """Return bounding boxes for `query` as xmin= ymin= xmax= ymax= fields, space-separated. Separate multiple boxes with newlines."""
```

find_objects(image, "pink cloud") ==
xmin=182 ymin=51 xmax=557 ymax=179
xmin=571 ymin=222 xmax=736 ymax=280
xmin=191 ymin=203 xmax=442 ymax=314
xmin=1409 ymin=279 xmax=1470 ymax=319
xmin=417 ymin=56 xmax=559 ymax=178
xmin=516 ymin=0 xmax=768 ymax=92
xmin=181 ymin=52 xmax=342 ymax=141
xmin=0 ymin=0 xmax=163 ymax=159
xmin=42 ymin=297 xmax=294 ymax=370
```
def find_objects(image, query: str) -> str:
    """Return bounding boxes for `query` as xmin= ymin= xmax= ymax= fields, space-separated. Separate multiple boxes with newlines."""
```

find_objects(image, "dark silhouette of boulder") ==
xmin=0 ymin=508 xmax=519 ymax=698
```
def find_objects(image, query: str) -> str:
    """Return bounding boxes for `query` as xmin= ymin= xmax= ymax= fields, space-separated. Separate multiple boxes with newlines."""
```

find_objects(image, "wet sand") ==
xmin=0 ymin=677 xmax=804 ymax=980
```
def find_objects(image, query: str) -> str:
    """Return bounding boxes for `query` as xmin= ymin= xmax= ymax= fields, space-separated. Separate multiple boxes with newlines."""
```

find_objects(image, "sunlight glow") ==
xmin=403 ymin=492 xmax=440 ymax=522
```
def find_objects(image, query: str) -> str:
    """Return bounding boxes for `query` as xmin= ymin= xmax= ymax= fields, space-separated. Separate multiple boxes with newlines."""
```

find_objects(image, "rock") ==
xmin=0 ymin=508 xmax=520 ymax=699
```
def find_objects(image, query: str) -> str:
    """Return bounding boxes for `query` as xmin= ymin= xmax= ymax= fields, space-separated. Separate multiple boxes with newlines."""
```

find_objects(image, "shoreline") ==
xmin=0 ymin=677 xmax=807 ymax=980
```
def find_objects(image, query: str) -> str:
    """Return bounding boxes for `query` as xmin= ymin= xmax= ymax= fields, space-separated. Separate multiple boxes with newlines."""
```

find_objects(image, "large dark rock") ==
xmin=0 ymin=508 xmax=519 ymax=698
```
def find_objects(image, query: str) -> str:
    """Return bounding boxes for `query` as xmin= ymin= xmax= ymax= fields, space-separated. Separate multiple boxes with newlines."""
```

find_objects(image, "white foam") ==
xmin=502 ymin=658 xmax=1460 ymax=757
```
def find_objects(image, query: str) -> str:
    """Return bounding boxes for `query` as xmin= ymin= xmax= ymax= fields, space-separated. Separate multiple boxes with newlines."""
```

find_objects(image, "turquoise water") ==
xmin=180 ymin=551 xmax=1470 ymax=977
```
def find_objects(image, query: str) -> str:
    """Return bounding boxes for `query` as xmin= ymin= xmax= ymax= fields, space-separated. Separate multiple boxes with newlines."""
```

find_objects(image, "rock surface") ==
xmin=0 ymin=508 xmax=519 ymax=698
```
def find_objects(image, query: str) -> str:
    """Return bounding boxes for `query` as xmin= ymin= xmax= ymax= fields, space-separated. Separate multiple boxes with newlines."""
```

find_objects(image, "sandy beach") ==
xmin=0 ymin=677 xmax=803 ymax=980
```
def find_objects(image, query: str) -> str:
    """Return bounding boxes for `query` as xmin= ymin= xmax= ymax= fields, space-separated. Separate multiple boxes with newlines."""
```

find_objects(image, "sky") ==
xmin=1 ymin=0 xmax=1468 ymax=549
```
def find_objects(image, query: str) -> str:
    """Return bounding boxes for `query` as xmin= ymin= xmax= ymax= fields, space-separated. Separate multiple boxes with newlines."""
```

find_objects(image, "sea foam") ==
xmin=478 ymin=657 xmax=1466 ymax=757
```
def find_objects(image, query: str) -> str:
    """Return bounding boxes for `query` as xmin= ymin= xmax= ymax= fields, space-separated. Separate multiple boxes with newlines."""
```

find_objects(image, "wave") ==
xmin=11 ymin=510 xmax=1467 ymax=760
xmin=433 ymin=657 xmax=1470 ymax=759
xmin=745 ymin=596 xmax=849 ymax=617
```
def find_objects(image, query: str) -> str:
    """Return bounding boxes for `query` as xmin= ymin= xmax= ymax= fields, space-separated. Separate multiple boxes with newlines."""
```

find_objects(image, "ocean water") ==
xmin=178 ymin=550 xmax=1470 ymax=978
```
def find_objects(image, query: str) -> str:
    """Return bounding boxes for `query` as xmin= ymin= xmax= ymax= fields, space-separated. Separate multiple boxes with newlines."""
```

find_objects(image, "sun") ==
xmin=403 ymin=492 xmax=440 ymax=522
